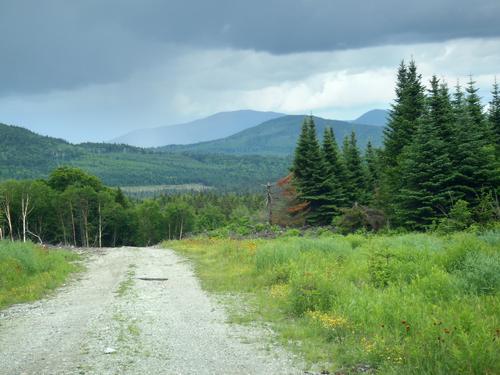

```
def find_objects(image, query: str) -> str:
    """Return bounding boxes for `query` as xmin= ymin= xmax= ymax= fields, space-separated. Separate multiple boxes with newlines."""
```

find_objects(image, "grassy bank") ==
xmin=0 ymin=241 xmax=80 ymax=309
xmin=166 ymin=231 xmax=500 ymax=374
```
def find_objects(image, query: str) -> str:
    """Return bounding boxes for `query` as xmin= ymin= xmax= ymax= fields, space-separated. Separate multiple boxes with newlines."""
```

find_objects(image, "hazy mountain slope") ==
xmin=162 ymin=115 xmax=385 ymax=156
xmin=351 ymin=109 xmax=389 ymax=127
xmin=0 ymin=123 xmax=290 ymax=190
xmin=111 ymin=110 xmax=285 ymax=147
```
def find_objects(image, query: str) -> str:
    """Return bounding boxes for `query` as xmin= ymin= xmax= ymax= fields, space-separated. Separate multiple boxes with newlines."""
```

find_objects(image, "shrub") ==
xmin=437 ymin=199 xmax=472 ymax=232
xmin=334 ymin=204 xmax=386 ymax=234
xmin=455 ymin=251 xmax=500 ymax=295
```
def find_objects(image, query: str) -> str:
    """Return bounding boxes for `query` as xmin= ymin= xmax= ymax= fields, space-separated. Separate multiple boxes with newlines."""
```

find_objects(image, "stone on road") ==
xmin=0 ymin=247 xmax=302 ymax=375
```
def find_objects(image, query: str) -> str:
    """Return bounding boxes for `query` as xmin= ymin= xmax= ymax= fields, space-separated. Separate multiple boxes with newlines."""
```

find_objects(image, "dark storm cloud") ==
xmin=1 ymin=0 xmax=499 ymax=96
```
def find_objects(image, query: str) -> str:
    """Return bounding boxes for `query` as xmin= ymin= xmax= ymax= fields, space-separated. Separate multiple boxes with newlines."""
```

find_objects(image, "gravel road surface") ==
xmin=0 ymin=247 xmax=303 ymax=375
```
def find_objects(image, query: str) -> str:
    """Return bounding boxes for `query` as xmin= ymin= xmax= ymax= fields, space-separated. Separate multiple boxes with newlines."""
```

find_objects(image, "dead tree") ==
xmin=69 ymin=202 xmax=77 ymax=246
xmin=1 ymin=196 xmax=14 ymax=241
xmin=179 ymin=217 xmax=184 ymax=240
xmin=98 ymin=201 xmax=102 ymax=248
xmin=265 ymin=182 xmax=273 ymax=225
xmin=21 ymin=193 xmax=33 ymax=243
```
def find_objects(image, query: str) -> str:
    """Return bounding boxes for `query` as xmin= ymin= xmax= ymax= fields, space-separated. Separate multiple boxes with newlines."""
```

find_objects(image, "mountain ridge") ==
xmin=351 ymin=109 xmax=389 ymax=127
xmin=111 ymin=110 xmax=285 ymax=147
xmin=159 ymin=115 xmax=385 ymax=156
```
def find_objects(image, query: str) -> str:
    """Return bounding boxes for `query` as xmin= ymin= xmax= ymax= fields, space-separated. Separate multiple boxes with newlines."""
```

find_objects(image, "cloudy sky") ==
xmin=1 ymin=0 xmax=499 ymax=142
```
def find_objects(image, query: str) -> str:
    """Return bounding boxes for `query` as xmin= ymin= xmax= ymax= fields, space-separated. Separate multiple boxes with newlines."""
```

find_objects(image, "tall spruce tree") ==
xmin=342 ymin=132 xmax=366 ymax=205
xmin=291 ymin=116 xmax=329 ymax=224
xmin=381 ymin=60 xmax=426 ymax=223
xmin=365 ymin=141 xmax=380 ymax=202
xmin=465 ymin=77 xmax=486 ymax=131
xmin=397 ymin=76 xmax=459 ymax=229
xmin=292 ymin=117 xmax=314 ymax=185
xmin=320 ymin=127 xmax=347 ymax=220
xmin=451 ymin=81 xmax=499 ymax=206
xmin=488 ymin=79 xmax=500 ymax=155
xmin=383 ymin=60 xmax=426 ymax=164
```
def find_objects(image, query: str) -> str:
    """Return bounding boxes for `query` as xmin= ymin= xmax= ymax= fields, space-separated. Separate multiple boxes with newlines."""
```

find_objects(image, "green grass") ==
xmin=166 ymin=230 xmax=500 ymax=374
xmin=115 ymin=264 xmax=137 ymax=297
xmin=0 ymin=240 xmax=80 ymax=309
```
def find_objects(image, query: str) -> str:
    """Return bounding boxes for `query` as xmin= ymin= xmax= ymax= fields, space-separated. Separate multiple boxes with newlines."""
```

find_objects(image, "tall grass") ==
xmin=0 ymin=241 xmax=79 ymax=309
xmin=167 ymin=231 xmax=500 ymax=374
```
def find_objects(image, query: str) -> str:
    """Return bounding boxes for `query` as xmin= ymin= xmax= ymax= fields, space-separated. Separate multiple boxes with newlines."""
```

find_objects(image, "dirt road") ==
xmin=0 ymin=247 xmax=302 ymax=375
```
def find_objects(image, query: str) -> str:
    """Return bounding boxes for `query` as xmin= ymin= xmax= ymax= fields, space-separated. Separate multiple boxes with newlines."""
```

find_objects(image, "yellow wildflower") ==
xmin=307 ymin=311 xmax=348 ymax=330
xmin=270 ymin=284 xmax=289 ymax=299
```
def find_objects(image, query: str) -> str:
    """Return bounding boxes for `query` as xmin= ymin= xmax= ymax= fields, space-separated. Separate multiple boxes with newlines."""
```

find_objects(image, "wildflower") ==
xmin=246 ymin=242 xmax=257 ymax=252
xmin=269 ymin=284 xmax=289 ymax=299
xmin=361 ymin=337 xmax=375 ymax=353
xmin=307 ymin=311 xmax=348 ymax=330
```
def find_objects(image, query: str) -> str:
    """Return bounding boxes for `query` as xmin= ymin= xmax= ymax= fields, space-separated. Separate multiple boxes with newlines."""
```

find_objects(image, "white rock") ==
xmin=104 ymin=347 xmax=116 ymax=354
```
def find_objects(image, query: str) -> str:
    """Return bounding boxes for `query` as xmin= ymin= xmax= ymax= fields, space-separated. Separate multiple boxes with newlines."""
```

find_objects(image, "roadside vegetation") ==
xmin=0 ymin=241 xmax=79 ymax=309
xmin=167 ymin=230 xmax=500 ymax=374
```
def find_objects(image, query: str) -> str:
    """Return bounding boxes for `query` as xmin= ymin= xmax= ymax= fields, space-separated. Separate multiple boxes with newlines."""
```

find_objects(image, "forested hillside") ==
xmin=160 ymin=115 xmax=384 ymax=156
xmin=0 ymin=124 xmax=290 ymax=191
xmin=0 ymin=124 xmax=84 ymax=179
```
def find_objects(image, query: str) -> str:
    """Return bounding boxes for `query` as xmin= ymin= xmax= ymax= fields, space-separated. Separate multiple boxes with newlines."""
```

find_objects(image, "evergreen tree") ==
xmin=383 ymin=60 xmax=426 ymax=165
xmin=465 ymin=77 xmax=486 ymax=130
xmin=292 ymin=118 xmax=313 ymax=185
xmin=397 ymin=119 xmax=453 ymax=229
xmin=381 ymin=60 xmax=426 ymax=223
xmin=488 ymin=78 xmax=500 ymax=154
xmin=365 ymin=141 xmax=381 ymax=202
xmin=450 ymin=82 xmax=499 ymax=206
xmin=397 ymin=76 xmax=464 ymax=228
xmin=320 ymin=127 xmax=348 ymax=219
xmin=342 ymin=132 xmax=366 ymax=205
xmin=291 ymin=116 xmax=329 ymax=224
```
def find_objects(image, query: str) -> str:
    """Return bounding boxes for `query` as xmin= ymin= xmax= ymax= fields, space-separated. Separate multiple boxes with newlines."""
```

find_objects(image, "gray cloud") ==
xmin=1 ymin=0 xmax=499 ymax=95
xmin=1 ymin=38 xmax=499 ymax=143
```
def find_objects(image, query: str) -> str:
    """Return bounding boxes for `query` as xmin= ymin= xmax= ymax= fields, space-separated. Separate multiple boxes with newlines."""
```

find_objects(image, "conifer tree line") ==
xmin=291 ymin=60 xmax=499 ymax=229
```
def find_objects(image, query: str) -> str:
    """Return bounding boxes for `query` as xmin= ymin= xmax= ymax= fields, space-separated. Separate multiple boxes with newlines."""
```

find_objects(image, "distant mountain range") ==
xmin=0 ymin=108 xmax=387 ymax=190
xmin=160 ymin=115 xmax=385 ymax=156
xmin=351 ymin=109 xmax=389 ymax=127
xmin=111 ymin=109 xmax=389 ymax=148
xmin=111 ymin=110 xmax=285 ymax=147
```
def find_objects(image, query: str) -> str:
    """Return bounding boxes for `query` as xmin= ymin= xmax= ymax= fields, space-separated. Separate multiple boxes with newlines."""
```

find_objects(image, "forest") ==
xmin=0 ymin=166 xmax=265 ymax=246
xmin=0 ymin=61 xmax=499 ymax=246
xmin=0 ymin=123 xmax=291 ymax=191
xmin=287 ymin=60 xmax=499 ymax=230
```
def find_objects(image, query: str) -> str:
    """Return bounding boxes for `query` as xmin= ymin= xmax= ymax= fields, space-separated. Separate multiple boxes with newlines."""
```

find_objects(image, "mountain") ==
xmin=0 ymin=123 xmax=290 ymax=191
xmin=351 ymin=109 xmax=389 ymax=127
xmin=161 ymin=115 xmax=385 ymax=156
xmin=111 ymin=110 xmax=285 ymax=147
